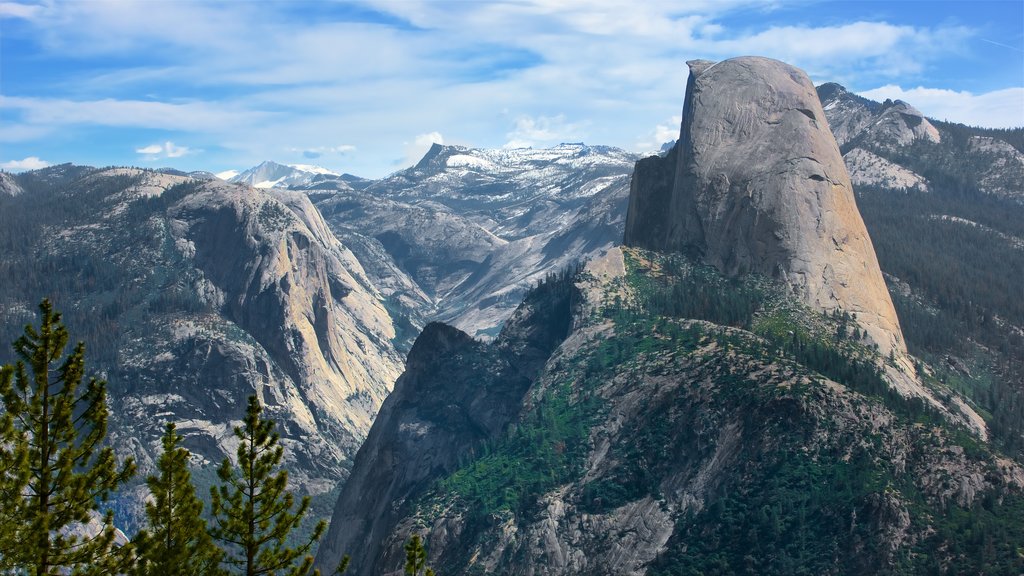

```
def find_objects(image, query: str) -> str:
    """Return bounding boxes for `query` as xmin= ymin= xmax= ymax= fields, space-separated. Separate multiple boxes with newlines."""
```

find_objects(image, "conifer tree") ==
xmin=210 ymin=395 xmax=326 ymax=576
xmin=132 ymin=422 xmax=224 ymax=576
xmin=0 ymin=363 xmax=28 ymax=570
xmin=404 ymin=534 xmax=435 ymax=576
xmin=0 ymin=299 xmax=136 ymax=575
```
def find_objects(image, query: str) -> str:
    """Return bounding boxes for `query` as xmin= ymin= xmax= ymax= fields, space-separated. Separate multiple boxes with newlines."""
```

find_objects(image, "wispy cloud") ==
xmin=636 ymin=115 xmax=682 ymax=154
xmin=135 ymin=141 xmax=193 ymax=160
xmin=2 ymin=0 xmax=1015 ymax=176
xmin=505 ymin=114 xmax=587 ymax=148
xmin=403 ymin=132 xmax=444 ymax=166
xmin=859 ymin=85 xmax=1024 ymax=129
xmin=0 ymin=95 xmax=270 ymax=135
xmin=1 ymin=156 xmax=50 ymax=171
xmin=288 ymin=145 xmax=357 ymax=159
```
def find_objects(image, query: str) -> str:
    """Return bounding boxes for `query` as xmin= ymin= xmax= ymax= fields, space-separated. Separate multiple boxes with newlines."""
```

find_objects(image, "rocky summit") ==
xmin=625 ymin=56 xmax=904 ymax=358
xmin=313 ymin=56 xmax=1023 ymax=575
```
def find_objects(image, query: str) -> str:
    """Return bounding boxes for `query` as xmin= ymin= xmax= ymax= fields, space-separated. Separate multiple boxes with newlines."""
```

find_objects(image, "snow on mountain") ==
xmin=229 ymin=160 xmax=340 ymax=189
xmin=314 ymin=142 xmax=640 ymax=338
xmin=215 ymin=169 xmax=239 ymax=180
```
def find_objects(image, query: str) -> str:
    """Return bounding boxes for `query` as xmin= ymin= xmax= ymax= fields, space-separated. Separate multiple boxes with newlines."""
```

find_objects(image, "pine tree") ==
xmin=404 ymin=534 xmax=435 ymax=576
xmin=132 ymin=422 xmax=224 ymax=576
xmin=0 ymin=299 xmax=136 ymax=575
xmin=210 ymin=395 xmax=326 ymax=576
xmin=0 ymin=363 xmax=28 ymax=569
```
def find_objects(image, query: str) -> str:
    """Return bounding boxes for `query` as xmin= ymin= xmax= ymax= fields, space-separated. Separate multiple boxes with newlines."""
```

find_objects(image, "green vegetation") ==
xmin=210 ymin=396 xmax=326 ymax=576
xmin=857 ymin=185 xmax=1024 ymax=457
xmin=0 ymin=302 xmax=339 ymax=574
xmin=404 ymin=534 xmax=436 ymax=576
xmin=0 ymin=299 xmax=136 ymax=575
xmin=131 ymin=423 xmax=225 ymax=576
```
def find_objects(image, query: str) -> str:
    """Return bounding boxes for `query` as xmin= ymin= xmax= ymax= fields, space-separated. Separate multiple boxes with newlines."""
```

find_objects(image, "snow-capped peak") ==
xmin=228 ymin=160 xmax=342 ymax=189
xmin=287 ymin=163 xmax=339 ymax=176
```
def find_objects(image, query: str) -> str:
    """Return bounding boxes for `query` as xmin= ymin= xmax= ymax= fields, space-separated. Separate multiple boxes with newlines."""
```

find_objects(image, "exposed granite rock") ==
xmin=843 ymin=147 xmax=928 ymax=191
xmin=817 ymin=82 xmax=879 ymax=147
xmin=0 ymin=172 xmax=23 ymax=196
xmin=624 ymin=56 xmax=906 ymax=357
xmin=316 ymin=279 xmax=578 ymax=574
xmin=871 ymin=99 xmax=942 ymax=147
xmin=315 ymin=246 xmax=1023 ymax=575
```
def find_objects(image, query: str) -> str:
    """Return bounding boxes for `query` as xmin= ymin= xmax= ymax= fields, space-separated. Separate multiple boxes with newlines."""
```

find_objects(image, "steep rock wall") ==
xmin=625 ymin=56 xmax=905 ymax=356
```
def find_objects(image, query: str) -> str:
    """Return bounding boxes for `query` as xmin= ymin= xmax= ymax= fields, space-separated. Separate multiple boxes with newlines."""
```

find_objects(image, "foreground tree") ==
xmin=0 ymin=299 xmax=136 ymax=575
xmin=132 ymin=422 xmax=224 ymax=576
xmin=210 ymin=395 xmax=326 ymax=576
xmin=404 ymin=534 xmax=435 ymax=576
xmin=0 ymin=364 xmax=28 ymax=569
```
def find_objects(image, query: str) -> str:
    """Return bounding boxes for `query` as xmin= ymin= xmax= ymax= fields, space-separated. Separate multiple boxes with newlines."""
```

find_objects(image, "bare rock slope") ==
xmin=625 ymin=56 xmax=905 ymax=357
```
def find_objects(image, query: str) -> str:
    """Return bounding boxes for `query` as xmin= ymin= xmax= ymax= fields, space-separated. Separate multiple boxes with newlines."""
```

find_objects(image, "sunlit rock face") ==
xmin=626 ymin=56 xmax=906 ymax=356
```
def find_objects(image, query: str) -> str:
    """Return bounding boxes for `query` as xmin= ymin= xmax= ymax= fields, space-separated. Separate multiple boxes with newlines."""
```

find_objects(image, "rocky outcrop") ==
xmin=843 ymin=147 xmax=928 ymax=191
xmin=316 ymin=276 xmax=579 ymax=574
xmin=0 ymin=172 xmax=24 ymax=196
xmin=315 ymin=246 xmax=1023 ymax=575
xmin=0 ymin=167 xmax=404 ymax=533
xmin=870 ymin=99 xmax=941 ymax=147
xmin=625 ymin=56 xmax=905 ymax=356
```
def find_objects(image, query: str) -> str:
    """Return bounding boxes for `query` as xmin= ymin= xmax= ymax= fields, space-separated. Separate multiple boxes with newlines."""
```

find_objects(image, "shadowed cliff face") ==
xmin=314 ymin=247 xmax=1023 ymax=576
xmin=625 ymin=56 xmax=905 ymax=358
xmin=316 ymin=276 xmax=578 ymax=574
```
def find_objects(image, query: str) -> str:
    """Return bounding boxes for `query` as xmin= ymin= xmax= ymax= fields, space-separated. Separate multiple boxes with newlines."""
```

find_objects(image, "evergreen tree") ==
xmin=0 ymin=299 xmax=136 ymax=575
xmin=210 ymin=395 xmax=326 ymax=576
xmin=0 ymin=363 xmax=28 ymax=569
xmin=132 ymin=422 xmax=224 ymax=576
xmin=404 ymin=534 xmax=435 ymax=576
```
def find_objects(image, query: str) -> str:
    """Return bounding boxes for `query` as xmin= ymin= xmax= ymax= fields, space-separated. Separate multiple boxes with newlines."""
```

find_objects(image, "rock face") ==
xmin=818 ymin=83 xmax=1023 ymax=202
xmin=0 ymin=172 xmax=24 ymax=196
xmin=625 ymin=56 xmax=905 ymax=356
xmin=0 ymin=167 xmax=403 ymax=532
xmin=312 ymin=143 xmax=637 ymax=338
xmin=843 ymin=147 xmax=928 ymax=191
xmin=316 ymin=277 xmax=576 ymax=574
xmin=315 ymin=247 xmax=1024 ymax=575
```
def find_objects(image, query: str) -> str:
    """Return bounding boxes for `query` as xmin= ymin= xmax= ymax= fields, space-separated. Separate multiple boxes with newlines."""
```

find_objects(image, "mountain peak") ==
xmin=230 ymin=160 xmax=340 ymax=189
xmin=625 ymin=55 xmax=906 ymax=357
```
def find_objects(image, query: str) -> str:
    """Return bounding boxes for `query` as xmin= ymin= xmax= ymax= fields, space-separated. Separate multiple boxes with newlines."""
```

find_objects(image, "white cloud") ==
xmin=402 ymin=132 xmax=444 ymax=167
xmin=0 ymin=2 xmax=41 ymax=19
xmin=504 ymin=115 xmax=586 ymax=148
xmin=636 ymin=115 xmax=682 ymax=154
xmin=1 ymin=156 xmax=50 ymax=171
xmin=288 ymin=144 xmax=357 ymax=159
xmin=859 ymin=85 xmax=1024 ymax=129
xmin=1 ymin=0 xmax=1005 ymax=177
xmin=0 ymin=95 xmax=270 ymax=136
xmin=135 ymin=141 xmax=192 ymax=160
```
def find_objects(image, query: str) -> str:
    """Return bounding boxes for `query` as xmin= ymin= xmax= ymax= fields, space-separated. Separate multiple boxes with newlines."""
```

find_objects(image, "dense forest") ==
xmin=857 ymin=185 xmax=1024 ymax=458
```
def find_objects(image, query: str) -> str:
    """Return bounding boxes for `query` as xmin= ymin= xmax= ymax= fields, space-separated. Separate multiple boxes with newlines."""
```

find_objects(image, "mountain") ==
xmin=315 ymin=57 xmax=1024 ymax=575
xmin=0 ymin=171 xmax=24 ymax=196
xmin=313 ymin=143 xmax=639 ymax=338
xmin=817 ymin=82 xmax=1024 ymax=460
xmin=0 ymin=166 xmax=403 ymax=532
xmin=627 ymin=58 xmax=906 ymax=359
xmin=818 ymin=82 xmax=1024 ymax=201
xmin=228 ymin=160 xmax=342 ymax=190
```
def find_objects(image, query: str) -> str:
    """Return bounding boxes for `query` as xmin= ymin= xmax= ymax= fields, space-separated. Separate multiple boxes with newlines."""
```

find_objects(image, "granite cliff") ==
xmin=314 ymin=57 xmax=1022 ymax=575
xmin=625 ymin=57 xmax=904 ymax=358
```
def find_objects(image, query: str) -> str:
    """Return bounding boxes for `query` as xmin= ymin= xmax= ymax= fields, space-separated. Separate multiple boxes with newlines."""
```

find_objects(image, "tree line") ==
xmin=0 ymin=300 xmax=436 ymax=576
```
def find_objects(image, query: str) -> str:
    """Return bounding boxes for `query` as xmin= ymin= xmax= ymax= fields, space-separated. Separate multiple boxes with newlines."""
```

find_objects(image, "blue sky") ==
xmin=1 ymin=0 xmax=1022 ymax=178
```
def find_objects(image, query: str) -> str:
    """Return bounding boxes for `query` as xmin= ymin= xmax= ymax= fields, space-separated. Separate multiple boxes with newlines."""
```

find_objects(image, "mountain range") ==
xmin=1 ymin=57 xmax=1022 ymax=572
xmin=312 ymin=56 xmax=1024 ymax=575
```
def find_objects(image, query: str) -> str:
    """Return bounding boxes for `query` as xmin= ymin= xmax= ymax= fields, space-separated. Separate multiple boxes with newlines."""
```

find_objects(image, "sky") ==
xmin=1 ymin=0 xmax=1022 ymax=178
